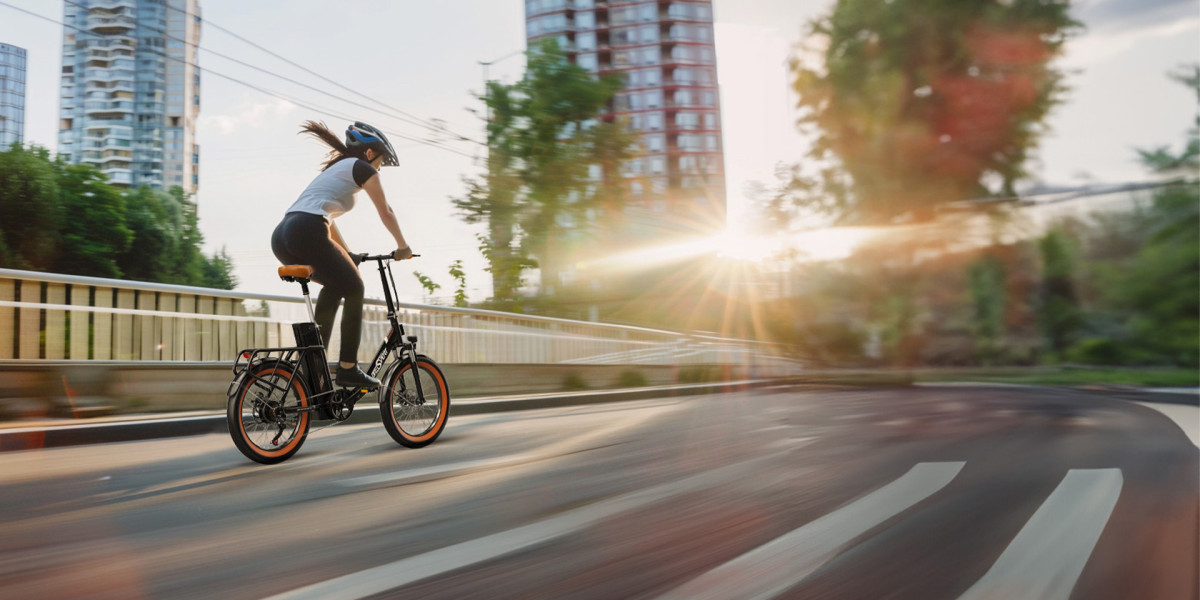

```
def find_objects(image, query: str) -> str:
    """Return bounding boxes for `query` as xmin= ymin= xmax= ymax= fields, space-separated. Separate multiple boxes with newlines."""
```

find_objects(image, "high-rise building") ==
xmin=58 ymin=0 xmax=201 ymax=193
xmin=0 ymin=43 xmax=27 ymax=147
xmin=525 ymin=0 xmax=727 ymax=240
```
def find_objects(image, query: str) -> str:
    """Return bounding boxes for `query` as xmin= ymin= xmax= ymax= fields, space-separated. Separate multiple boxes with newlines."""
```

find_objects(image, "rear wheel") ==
xmin=380 ymin=356 xmax=450 ymax=448
xmin=228 ymin=362 xmax=311 ymax=464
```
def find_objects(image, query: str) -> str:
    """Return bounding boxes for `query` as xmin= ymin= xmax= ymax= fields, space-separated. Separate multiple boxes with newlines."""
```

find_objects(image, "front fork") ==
xmin=375 ymin=328 xmax=426 ymax=406
xmin=401 ymin=336 xmax=427 ymax=405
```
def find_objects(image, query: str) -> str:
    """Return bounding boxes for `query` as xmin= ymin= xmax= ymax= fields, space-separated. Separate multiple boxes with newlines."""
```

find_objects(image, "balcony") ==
xmin=87 ymin=14 xmax=135 ymax=35
xmin=91 ymin=0 xmax=137 ymax=10
xmin=104 ymin=170 xmax=133 ymax=186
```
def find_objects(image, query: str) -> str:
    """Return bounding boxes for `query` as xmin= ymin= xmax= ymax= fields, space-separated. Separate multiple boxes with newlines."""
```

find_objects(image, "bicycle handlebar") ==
xmin=356 ymin=252 xmax=420 ymax=263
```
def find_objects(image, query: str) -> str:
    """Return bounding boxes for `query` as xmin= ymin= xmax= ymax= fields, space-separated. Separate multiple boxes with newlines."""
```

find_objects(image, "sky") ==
xmin=0 ymin=0 xmax=1197 ymax=303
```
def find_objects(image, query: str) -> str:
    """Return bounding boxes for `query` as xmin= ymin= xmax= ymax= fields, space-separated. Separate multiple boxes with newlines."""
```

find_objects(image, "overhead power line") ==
xmin=0 ymin=0 xmax=479 ymax=160
xmin=157 ymin=2 xmax=462 ymax=139
xmin=58 ymin=0 xmax=482 ymax=148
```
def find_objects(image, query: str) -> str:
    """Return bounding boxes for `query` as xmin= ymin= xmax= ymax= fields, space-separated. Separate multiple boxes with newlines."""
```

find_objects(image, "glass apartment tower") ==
xmin=525 ymin=0 xmax=726 ymax=239
xmin=58 ymin=0 xmax=201 ymax=193
xmin=0 ymin=43 xmax=26 ymax=147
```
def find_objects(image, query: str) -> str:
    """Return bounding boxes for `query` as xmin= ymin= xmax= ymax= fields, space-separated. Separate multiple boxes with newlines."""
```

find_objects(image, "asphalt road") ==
xmin=0 ymin=385 xmax=1195 ymax=600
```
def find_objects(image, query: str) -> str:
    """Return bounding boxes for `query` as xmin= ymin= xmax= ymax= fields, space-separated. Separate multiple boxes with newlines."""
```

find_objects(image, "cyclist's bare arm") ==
xmin=362 ymin=173 xmax=412 ymax=259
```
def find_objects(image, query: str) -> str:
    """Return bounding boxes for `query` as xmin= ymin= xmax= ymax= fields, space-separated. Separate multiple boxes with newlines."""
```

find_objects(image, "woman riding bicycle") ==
xmin=271 ymin=120 xmax=413 ymax=390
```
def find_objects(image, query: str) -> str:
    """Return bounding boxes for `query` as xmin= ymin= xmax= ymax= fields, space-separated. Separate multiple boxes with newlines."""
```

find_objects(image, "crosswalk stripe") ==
xmin=957 ymin=468 xmax=1124 ymax=600
xmin=262 ymin=452 xmax=786 ymax=600
xmin=654 ymin=461 xmax=966 ymax=600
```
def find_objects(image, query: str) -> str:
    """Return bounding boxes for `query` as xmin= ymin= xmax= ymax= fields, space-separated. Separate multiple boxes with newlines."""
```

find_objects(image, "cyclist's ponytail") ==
xmin=299 ymin=120 xmax=368 ymax=171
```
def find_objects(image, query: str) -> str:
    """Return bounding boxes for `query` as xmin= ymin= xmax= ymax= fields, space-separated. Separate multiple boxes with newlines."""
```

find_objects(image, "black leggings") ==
xmin=271 ymin=212 xmax=363 ymax=364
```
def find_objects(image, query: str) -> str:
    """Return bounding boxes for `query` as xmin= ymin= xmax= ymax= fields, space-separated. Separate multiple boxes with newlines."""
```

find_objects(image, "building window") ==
xmin=645 ymin=90 xmax=661 ymax=108
xmin=578 ymin=32 xmax=596 ymax=51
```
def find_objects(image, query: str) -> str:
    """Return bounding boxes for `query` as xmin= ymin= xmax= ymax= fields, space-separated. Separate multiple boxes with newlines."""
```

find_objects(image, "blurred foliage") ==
xmin=562 ymin=373 xmax=590 ymax=391
xmin=968 ymin=255 xmax=1006 ymax=364
xmin=449 ymin=259 xmax=469 ymax=308
xmin=784 ymin=0 xmax=1081 ymax=225
xmin=616 ymin=369 xmax=649 ymax=388
xmin=757 ymin=178 xmax=1199 ymax=369
xmin=1136 ymin=64 xmax=1199 ymax=173
xmin=0 ymin=144 xmax=236 ymax=289
xmin=1038 ymin=228 xmax=1082 ymax=357
xmin=454 ymin=40 xmax=633 ymax=302
xmin=412 ymin=271 xmax=441 ymax=303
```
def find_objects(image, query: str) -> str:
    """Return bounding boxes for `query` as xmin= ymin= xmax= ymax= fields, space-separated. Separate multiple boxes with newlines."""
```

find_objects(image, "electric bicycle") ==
xmin=226 ymin=253 xmax=450 ymax=464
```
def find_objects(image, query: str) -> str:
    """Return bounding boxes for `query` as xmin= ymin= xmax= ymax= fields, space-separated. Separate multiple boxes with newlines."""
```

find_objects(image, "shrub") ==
xmin=563 ymin=373 xmax=589 ymax=391
xmin=616 ymin=370 xmax=648 ymax=388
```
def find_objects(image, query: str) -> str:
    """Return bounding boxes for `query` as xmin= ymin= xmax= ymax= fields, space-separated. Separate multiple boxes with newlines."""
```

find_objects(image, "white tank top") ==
xmin=286 ymin=158 xmax=362 ymax=220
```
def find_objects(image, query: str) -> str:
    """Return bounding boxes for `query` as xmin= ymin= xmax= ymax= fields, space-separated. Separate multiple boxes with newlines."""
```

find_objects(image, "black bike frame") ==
xmin=362 ymin=254 xmax=427 ymax=404
xmin=230 ymin=254 xmax=426 ymax=416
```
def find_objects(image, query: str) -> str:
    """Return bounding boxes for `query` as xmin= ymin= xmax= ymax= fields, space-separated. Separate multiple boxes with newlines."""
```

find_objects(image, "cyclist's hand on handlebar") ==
xmin=350 ymin=252 xmax=366 ymax=266
xmin=393 ymin=247 xmax=414 ymax=260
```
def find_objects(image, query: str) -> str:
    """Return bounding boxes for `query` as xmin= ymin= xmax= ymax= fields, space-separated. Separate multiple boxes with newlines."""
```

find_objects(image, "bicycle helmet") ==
xmin=345 ymin=121 xmax=399 ymax=167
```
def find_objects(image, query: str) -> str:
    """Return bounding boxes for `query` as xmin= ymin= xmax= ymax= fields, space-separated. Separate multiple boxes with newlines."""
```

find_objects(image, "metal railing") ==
xmin=0 ymin=269 xmax=799 ymax=373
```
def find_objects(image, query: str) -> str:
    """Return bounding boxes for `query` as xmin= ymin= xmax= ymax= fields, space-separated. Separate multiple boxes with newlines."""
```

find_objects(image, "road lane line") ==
xmin=335 ymin=401 xmax=684 ymax=490
xmin=957 ymin=468 xmax=1123 ymax=600
xmin=263 ymin=452 xmax=786 ymax=600
xmin=654 ymin=461 xmax=966 ymax=600
xmin=1134 ymin=401 xmax=1200 ymax=447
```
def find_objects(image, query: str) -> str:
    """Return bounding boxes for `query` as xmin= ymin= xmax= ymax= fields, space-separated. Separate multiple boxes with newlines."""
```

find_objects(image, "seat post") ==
xmin=299 ymin=281 xmax=316 ymax=322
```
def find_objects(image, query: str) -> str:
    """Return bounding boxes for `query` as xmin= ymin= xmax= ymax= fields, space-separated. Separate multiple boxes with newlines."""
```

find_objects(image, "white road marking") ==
xmin=958 ymin=468 xmax=1124 ymax=600
xmin=263 ymin=452 xmax=786 ymax=600
xmin=654 ymin=461 xmax=966 ymax=600
xmin=1134 ymin=401 xmax=1199 ymax=447
xmin=337 ymin=401 xmax=684 ymax=489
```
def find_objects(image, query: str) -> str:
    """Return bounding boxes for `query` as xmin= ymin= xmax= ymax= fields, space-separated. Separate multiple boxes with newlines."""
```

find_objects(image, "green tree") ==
xmin=118 ymin=186 xmax=179 ymax=282
xmin=788 ymin=0 xmax=1080 ymax=224
xmin=200 ymin=246 xmax=238 ymax=290
xmin=968 ymin=255 xmax=1007 ymax=363
xmin=55 ymin=163 xmax=131 ymax=278
xmin=1038 ymin=229 xmax=1081 ymax=358
xmin=454 ymin=40 xmax=632 ymax=300
xmin=1137 ymin=64 xmax=1199 ymax=173
xmin=0 ymin=145 xmax=62 ymax=269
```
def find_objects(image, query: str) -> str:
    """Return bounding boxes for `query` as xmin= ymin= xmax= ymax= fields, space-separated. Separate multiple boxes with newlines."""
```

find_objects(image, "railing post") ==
xmin=180 ymin=295 xmax=197 ymax=360
xmin=18 ymin=280 xmax=40 ymax=359
xmin=216 ymin=298 xmax=233 ymax=361
xmin=198 ymin=296 xmax=215 ymax=360
xmin=160 ymin=293 xmax=178 ymax=361
xmin=70 ymin=284 xmax=90 ymax=360
xmin=46 ymin=283 xmax=67 ymax=360
xmin=93 ymin=287 xmax=113 ymax=360
xmin=138 ymin=291 xmax=157 ymax=361
xmin=114 ymin=288 xmax=135 ymax=360
xmin=0 ymin=278 xmax=13 ymax=359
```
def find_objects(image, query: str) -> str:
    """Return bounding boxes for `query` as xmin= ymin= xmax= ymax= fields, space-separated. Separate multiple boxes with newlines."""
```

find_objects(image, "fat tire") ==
xmin=380 ymin=356 xmax=450 ymax=448
xmin=227 ymin=362 xmax=311 ymax=464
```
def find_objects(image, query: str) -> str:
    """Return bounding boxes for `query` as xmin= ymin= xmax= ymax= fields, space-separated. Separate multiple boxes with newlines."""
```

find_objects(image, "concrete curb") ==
xmin=0 ymin=379 xmax=794 ymax=452
xmin=6 ymin=376 xmax=1183 ymax=452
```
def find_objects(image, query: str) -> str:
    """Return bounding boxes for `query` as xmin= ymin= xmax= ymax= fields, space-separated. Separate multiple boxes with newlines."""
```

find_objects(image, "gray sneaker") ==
xmin=335 ymin=365 xmax=380 ymax=390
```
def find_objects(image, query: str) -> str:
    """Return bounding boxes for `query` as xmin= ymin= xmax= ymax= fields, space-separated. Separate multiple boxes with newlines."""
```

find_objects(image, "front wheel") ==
xmin=380 ymin=355 xmax=450 ymax=448
xmin=227 ymin=361 xmax=311 ymax=464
